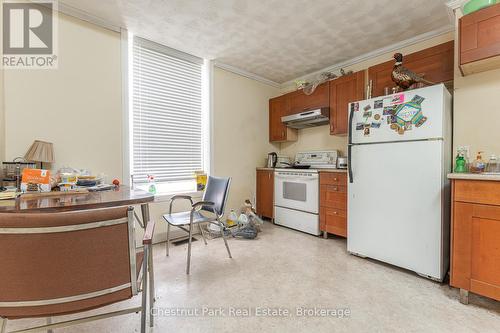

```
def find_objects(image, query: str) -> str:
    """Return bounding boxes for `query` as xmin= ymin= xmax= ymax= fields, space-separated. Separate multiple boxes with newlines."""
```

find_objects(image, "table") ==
xmin=0 ymin=185 xmax=156 ymax=312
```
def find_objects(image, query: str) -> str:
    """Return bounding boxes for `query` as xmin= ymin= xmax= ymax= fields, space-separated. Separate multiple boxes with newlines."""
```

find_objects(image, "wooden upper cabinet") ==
xmin=368 ymin=41 xmax=454 ymax=97
xmin=460 ymin=4 xmax=500 ymax=76
xmin=329 ymin=71 xmax=365 ymax=136
xmin=269 ymin=95 xmax=297 ymax=143
xmin=288 ymin=82 xmax=330 ymax=114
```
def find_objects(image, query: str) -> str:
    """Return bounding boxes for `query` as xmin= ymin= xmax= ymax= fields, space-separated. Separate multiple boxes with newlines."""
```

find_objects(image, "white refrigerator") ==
xmin=347 ymin=84 xmax=452 ymax=281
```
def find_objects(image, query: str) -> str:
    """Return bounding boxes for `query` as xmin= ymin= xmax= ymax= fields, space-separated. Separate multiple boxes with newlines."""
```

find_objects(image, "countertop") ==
xmin=448 ymin=173 xmax=500 ymax=181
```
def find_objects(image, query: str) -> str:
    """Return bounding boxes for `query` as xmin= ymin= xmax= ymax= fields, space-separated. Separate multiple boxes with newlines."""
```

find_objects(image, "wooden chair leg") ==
xmin=148 ymin=245 xmax=155 ymax=327
xmin=186 ymin=222 xmax=194 ymax=274
xmin=219 ymin=221 xmax=232 ymax=259
xmin=141 ymin=247 xmax=148 ymax=333
xmin=166 ymin=223 xmax=170 ymax=257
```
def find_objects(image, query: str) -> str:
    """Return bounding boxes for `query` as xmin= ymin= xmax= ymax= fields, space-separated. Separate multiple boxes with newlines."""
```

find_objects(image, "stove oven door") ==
xmin=274 ymin=171 xmax=319 ymax=214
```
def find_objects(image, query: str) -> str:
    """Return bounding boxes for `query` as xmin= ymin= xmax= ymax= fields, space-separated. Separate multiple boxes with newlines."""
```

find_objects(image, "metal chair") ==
xmin=0 ymin=206 xmax=155 ymax=333
xmin=163 ymin=176 xmax=232 ymax=274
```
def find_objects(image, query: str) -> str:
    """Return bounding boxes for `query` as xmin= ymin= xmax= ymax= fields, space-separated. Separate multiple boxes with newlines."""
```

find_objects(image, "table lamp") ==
xmin=24 ymin=140 xmax=55 ymax=169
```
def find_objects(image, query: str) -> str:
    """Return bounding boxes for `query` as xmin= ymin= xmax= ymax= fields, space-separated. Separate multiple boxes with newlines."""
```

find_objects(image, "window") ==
xmin=130 ymin=36 xmax=208 ymax=193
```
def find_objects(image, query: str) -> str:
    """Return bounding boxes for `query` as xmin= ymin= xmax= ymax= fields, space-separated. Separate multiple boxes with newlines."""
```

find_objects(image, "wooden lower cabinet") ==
xmin=256 ymin=169 xmax=274 ymax=219
xmin=451 ymin=179 xmax=500 ymax=304
xmin=319 ymin=172 xmax=348 ymax=237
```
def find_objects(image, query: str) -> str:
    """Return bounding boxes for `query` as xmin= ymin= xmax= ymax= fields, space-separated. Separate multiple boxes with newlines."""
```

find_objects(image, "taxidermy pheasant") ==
xmin=391 ymin=53 xmax=434 ymax=90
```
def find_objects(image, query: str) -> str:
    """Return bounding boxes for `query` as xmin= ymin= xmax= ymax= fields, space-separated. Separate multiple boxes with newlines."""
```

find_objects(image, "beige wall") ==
xmin=212 ymin=67 xmax=280 ymax=212
xmin=3 ymin=14 xmax=123 ymax=179
xmin=279 ymin=32 xmax=454 ymax=159
xmin=452 ymin=10 xmax=500 ymax=160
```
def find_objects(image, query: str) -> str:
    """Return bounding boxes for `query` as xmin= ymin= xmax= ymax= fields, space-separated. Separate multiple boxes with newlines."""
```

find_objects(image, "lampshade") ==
xmin=24 ymin=140 xmax=55 ymax=163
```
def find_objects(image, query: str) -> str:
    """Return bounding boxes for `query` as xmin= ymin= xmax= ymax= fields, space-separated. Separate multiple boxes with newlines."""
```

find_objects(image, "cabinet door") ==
xmin=288 ymin=82 xmax=329 ymax=114
xmin=320 ymin=207 xmax=347 ymax=237
xmin=269 ymin=96 xmax=287 ymax=142
xmin=452 ymin=202 xmax=500 ymax=301
xmin=329 ymin=71 xmax=365 ymax=135
xmin=256 ymin=170 xmax=274 ymax=218
xmin=460 ymin=3 xmax=500 ymax=75
xmin=368 ymin=41 xmax=454 ymax=97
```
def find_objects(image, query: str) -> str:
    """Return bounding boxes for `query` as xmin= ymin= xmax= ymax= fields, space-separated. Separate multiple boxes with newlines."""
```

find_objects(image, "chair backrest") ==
xmin=202 ymin=176 xmax=231 ymax=217
xmin=0 ymin=206 xmax=138 ymax=319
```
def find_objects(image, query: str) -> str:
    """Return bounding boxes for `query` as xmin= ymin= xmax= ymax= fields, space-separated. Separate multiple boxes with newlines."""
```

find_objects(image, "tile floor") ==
xmin=5 ymin=222 xmax=500 ymax=333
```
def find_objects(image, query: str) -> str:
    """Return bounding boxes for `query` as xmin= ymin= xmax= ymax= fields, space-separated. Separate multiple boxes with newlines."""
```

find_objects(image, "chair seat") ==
xmin=162 ymin=211 xmax=213 ymax=226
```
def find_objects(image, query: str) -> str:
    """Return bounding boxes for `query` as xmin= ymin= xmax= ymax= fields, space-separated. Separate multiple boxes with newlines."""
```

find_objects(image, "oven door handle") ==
xmin=274 ymin=175 xmax=318 ymax=181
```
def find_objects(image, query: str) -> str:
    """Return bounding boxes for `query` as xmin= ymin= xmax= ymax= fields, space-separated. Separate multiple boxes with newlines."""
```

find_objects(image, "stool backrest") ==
xmin=0 ymin=206 xmax=138 ymax=319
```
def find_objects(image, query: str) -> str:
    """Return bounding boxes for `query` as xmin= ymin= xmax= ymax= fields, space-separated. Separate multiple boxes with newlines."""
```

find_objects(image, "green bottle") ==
xmin=454 ymin=153 xmax=467 ymax=173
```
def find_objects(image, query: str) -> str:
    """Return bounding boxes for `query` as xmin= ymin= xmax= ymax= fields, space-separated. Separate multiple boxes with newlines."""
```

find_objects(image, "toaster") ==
xmin=337 ymin=157 xmax=348 ymax=169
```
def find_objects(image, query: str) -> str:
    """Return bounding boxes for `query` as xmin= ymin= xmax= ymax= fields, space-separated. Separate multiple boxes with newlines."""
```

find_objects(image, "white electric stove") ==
xmin=274 ymin=151 xmax=338 ymax=235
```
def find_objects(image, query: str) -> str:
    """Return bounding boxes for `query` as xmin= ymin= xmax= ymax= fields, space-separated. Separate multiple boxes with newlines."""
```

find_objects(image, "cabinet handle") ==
xmin=333 ymin=178 xmax=338 ymax=181
xmin=333 ymin=187 xmax=338 ymax=191
xmin=333 ymin=211 xmax=338 ymax=215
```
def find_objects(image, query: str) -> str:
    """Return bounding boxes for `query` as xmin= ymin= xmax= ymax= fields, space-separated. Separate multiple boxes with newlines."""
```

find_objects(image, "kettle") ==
xmin=267 ymin=152 xmax=278 ymax=168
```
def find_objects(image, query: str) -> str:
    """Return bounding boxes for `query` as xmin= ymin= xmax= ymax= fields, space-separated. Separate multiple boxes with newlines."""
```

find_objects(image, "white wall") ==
xmin=3 ymin=14 xmax=123 ymax=180
xmin=452 ymin=9 xmax=500 ymax=160
xmin=1 ymin=13 xmax=281 ymax=244
xmin=212 ymin=67 xmax=280 ymax=212
xmin=279 ymin=32 xmax=454 ymax=159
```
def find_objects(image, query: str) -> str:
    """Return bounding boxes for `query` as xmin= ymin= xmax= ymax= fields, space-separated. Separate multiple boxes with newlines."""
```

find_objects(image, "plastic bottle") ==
xmin=470 ymin=152 xmax=486 ymax=174
xmin=227 ymin=209 xmax=237 ymax=227
xmin=454 ymin=152 xmax=467 ymax=173
xmin=147 ymin=175 xmax=157 ymax=194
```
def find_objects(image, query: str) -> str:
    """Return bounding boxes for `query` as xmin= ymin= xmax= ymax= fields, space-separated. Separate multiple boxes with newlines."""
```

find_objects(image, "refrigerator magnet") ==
xmin=410 ymin=95 xmax=425 ymax=105
xmin=391 ymin=94 xmax=405 ymax=105
xmin=363 ymin=127 xmax=370 ymax=136
xmin=371 ymin=122 xmax=381 ymax=129
xmin=374 ymin=100 xmax=383 ymax=108
xmin=374 ymin=114 xmax=381 ymax=121
xmin=356 ymin=123 xmax=364 ymax=130
xmin=363 ymin=111 xmax=372 ymax=118
xmin=363 ymin=104 xmax=372 ymax=112
xmin=383 ymin=106 xmax=395 ymax=115
xmin=383 ymin=98 xmax=392 ymax=107
xmin=415 ymin=116 xmax=427 ymax=127
xmin=351 ymin=102 xmax=360 ymax=113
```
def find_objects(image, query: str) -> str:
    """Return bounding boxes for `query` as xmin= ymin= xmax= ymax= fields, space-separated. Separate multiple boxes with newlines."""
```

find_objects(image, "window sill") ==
xmin=153 ymin=190 xmax=203 ymax=203
xmin=134 ymin=182 xmax=203 ymax=203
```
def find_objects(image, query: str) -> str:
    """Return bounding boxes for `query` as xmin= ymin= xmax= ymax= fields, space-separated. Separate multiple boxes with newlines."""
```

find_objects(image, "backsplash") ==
xmin=279 ymin=125 xmax=348 ymax=158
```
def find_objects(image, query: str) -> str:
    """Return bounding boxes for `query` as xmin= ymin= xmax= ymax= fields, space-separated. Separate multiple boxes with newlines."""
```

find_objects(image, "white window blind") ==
xmin=132 ymin=37 xmax=204 ymax=184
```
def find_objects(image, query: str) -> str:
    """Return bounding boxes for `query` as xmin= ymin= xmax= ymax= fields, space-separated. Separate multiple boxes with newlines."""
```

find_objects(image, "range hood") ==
xmin=281 ymin=107 xmax=330 ymax=129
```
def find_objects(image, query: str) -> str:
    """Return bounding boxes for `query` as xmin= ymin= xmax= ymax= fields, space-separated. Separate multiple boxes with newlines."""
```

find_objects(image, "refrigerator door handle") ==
xmin=348 ymin=105 xmax=354 ymax=183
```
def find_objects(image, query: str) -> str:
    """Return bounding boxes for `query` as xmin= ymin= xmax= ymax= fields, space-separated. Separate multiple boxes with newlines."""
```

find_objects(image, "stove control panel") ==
xmin=295 ymin=150 xmax=338 ymax=169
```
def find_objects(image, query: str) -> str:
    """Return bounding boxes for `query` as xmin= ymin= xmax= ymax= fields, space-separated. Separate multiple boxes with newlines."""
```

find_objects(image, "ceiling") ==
xmin=60 ymin=0 xmax=452 ymax=84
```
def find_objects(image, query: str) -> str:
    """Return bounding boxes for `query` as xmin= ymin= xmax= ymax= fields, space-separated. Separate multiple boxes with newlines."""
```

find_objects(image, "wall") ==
xmin=452 ymin=9 xmax=500 ymax=160
xmin=212 ymin=67 xmax=280 ymax=212
xmin=3 ymin=14 xmax=123 ymax=179
xmin=279 ymin=32 xmax=454 ymax=159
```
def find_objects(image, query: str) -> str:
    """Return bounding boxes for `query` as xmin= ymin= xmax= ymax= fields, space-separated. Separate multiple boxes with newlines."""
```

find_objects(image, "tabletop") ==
xmin=0 ymin=186 xmax=154 ymax=213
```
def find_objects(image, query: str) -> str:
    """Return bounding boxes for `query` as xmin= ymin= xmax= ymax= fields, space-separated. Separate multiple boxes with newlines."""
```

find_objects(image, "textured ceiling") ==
xmin=60 ymin=0 xmax=452 ymax=83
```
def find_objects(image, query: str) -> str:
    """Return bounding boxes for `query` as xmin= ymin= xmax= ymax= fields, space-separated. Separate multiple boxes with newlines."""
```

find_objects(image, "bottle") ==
xmin=227 ymin=209 xmax=237 ymax=227
xmin=454 ymin=152 xmax=467 ymax=173
xmin=147 ymin=175 xmax=157 ymax=194
xmin=486 ymin=155 xmax=500 ymax=173
xmin=470 ymin=152 xmax=486 ymax=174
